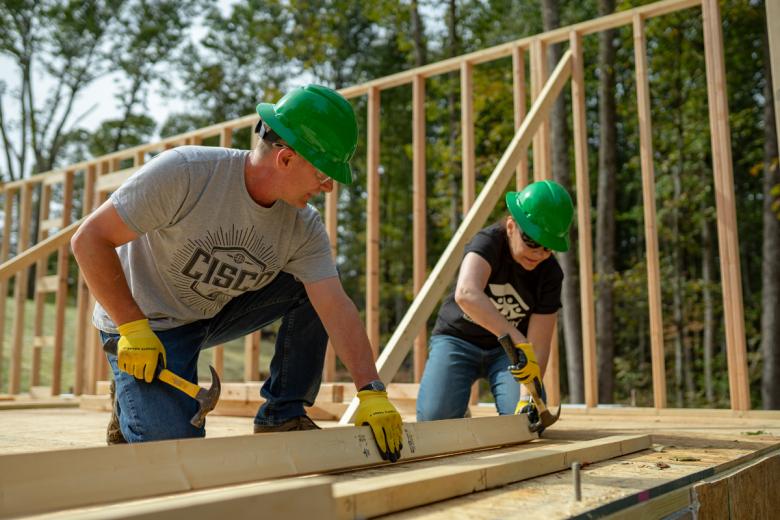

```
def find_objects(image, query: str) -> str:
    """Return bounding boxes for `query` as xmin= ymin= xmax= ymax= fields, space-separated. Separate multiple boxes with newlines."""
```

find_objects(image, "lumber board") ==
xmin=32 ymin=477 xmax=337 ymax=520
xmin=340 ymin=49 xmax=573 ymax=424
xmin=0 ymin=414 xmax=535 ymax=518
xmin=334 ymin=434 xmax=650 ymax=519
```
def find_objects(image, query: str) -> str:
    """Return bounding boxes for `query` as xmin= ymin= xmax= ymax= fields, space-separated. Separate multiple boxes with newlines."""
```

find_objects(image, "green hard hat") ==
xmin=505 ymin=180 xmax=574 ymax=252
xmin=256 ymin=84 xmax=358 ymax=185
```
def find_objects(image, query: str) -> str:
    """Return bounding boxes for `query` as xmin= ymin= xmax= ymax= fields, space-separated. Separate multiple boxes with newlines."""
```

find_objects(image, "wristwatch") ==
xmin=359 ymin=379 xmax=386 ymax=392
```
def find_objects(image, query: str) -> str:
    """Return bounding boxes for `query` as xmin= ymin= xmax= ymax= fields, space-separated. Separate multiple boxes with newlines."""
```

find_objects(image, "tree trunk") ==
xmin=410 ymin=0 xmax=427 ymax=67
xmin=761 ymin=29 xmax=780 ymax=409
xmin=542 ymin=0 xmax=583 ymax=403
xmin=595 ymin=0 xmax=616 ymax=403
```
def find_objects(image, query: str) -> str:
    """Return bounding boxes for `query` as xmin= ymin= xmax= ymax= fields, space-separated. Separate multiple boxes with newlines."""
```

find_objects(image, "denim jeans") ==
xmin=416 ymin=334 xmax=520 ymax=421
xmin=102 ymin=272 xmax=328 ymax=442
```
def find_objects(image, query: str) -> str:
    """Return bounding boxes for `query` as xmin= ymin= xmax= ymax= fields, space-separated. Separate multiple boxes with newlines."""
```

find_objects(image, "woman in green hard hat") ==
xmin=416 ymin=180 xmax=574 ymax=422
xmin=73 ymin=84 xmax=404 ymax=462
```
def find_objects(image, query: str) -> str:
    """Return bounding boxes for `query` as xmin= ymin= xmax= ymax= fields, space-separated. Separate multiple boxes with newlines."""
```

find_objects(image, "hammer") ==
xmin=497 ymin=334 xmax=561 ymax=433
xmin=103 ymin=337 xmax=221 ymax=428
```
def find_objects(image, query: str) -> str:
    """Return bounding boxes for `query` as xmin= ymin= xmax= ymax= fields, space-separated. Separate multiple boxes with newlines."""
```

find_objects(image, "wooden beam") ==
xmin=0 ymin=414 xmax=536 ymax=518
xmin=570 ymin=31 xmax=598 ymax=408
xmin=769 ymin=0 xmax=780 ymax=150
xmin=366 ymin=86 xmax=381 ymax=358
xmin=702 ymin=0 xmax=750 ymax=411
xmin=412 ymin=74 xmax=427 ymax=383
xmin=243 ymin=332 xmax=260 ymax=382
xmin=62 ymin=477 xmax=338 ymax=520
xmin=512 ymin=45 xmax=529 ymax=189
xmin=334 ymin=434 xmax=650 ymax=519
xmin=633 ymin=14 xmax=667 ymax=409
xmin=0 ymin=220 xmax=81 ymax=282
xmin=461 ymin=61 xmax=475 ymax=210
xmin=340 ymin=50 xmax=573 ymax=424
xmin=9 ymin=184 xmax=32 ymax=394
xmin=530 ymin=38 xmax=552 ymax=181
xmin=324 ymin=155 xmax=339 ymax=381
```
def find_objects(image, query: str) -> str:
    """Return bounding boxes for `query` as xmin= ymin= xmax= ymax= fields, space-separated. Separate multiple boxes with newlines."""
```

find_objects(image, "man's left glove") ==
xmin=354 ymin=390 xmax=404 ymax=462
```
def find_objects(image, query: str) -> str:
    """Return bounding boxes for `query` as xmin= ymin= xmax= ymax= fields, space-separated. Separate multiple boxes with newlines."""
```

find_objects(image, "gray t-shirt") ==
xmin=93 ymin=146 xmax=337 ymax=332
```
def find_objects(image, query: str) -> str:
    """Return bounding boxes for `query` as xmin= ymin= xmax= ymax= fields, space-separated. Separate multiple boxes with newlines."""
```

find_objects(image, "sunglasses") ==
xmin=520 ymin=231 xmax=551 ymax=252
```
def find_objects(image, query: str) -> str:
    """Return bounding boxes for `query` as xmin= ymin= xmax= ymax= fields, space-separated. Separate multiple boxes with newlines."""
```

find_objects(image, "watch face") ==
xmin=363 ymin=380 xmax=386 ymax=392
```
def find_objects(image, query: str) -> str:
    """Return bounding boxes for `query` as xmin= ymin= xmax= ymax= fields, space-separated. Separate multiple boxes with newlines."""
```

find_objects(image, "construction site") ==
xmin=2 ymin=0 xmax=780 ymax=518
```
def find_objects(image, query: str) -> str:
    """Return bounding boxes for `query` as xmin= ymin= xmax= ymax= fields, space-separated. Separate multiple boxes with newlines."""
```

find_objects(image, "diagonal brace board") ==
xmin=340 ymin=49 xmax=573 ymax=424
xmin=334 ymin=434 xmax=650 ymax=519
xmin=0 ymin=414 xmax=535 ymax=518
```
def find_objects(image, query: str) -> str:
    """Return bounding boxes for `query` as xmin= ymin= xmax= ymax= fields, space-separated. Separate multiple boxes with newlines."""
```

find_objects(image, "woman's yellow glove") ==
xmin=354 ymin=390 xmax=404 ymax=462
xmin=116 ymin=318 xmax=167 ymax=383
xmin=509 ymin=342 xmax=540 ymax=384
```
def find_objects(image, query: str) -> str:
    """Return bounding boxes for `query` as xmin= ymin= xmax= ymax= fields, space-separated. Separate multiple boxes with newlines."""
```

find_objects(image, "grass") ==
xmin=1 ymin=295 xmax=274 ymax=394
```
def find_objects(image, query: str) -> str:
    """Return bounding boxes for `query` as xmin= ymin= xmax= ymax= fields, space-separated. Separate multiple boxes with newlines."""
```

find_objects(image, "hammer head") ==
xmin=528 ymin=404 xmax=561 ymax=434
xmin=190 ymin=365 xmax=221 ymax=428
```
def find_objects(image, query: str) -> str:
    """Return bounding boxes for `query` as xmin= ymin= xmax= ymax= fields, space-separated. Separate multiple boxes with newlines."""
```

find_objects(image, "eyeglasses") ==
xmin=313 ymin=169 xmax=332 ymax=185
xmin=520 ymin=231 xmax=551 ymax=252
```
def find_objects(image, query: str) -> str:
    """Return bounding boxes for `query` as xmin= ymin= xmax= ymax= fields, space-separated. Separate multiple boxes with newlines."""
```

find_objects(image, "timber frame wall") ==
xmin=0 ymin=0 xmax=752 ymax=412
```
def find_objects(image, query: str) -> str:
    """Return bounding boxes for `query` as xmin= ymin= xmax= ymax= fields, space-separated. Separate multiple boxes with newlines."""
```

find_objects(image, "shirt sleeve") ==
xmin=282 ymin=208 xmax=338 ymax=283
xmin=109 ymin=149 xmax=190 ymax=235
xmin=464 ymin=228 xmax=501 ymax=271
xmin=534 ymin=261 xmax=564 ymax=314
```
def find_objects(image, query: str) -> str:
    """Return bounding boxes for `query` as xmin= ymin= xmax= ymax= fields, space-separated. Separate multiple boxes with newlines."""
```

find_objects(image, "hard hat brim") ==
xmin=256 ymin=103 xmax=353 ymax=185
xmin=505 ymin=191 xmax=570 ymax=252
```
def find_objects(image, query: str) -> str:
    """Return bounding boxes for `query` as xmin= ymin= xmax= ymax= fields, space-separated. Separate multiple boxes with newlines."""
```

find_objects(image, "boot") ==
xmin=253 ymin=415 xmax=321 ymax=433
xmin=106 ymin=380 xmax=127 ymax=445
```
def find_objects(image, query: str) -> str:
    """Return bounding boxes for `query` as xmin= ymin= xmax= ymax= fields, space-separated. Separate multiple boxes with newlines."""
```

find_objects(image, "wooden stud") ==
xmin=702 ymin=0 xmax=750 ymax=410
xmin=412 ymin=74 xmax=427 ymax=382
xmin=341 ymin=51 xmax=573 ymax=423
xmin=543 ymin=328 xmax=561 ymax=406
xmin=0 ymin=414 xmax=536 ymax=518
xmin=31 ymin=184 xmax=52 ymax=388
xmin=0 ymin=189 xmax=13 ymax=384
xmin=213 ymin=346 xmax=224 ymax=379
xmin=461 ymin=61 xmax=475 ymax=211
xmin=243 ymin=332 xmax=260 ymax=382
xmin=512 ymin=45 xmax=529 ymax=189
xmin=769 ymin=0 xmax=780 ymax=149
xmin=570 ymin=31 xmax=599 ymax=408
xmin=633 ymin=14 xmax=667 ymax=409
xmin=366 ymin=86 xmax=381 ymax=359
xmin=74 ymin=165 xmax=96 ymax=395
xmin=9 ymin=184 xmax=33 ymax=394
xmin=530 ymin=38 xmax=552 ymax=181
xmin=324 ymin=164 xmax=339 ymax=381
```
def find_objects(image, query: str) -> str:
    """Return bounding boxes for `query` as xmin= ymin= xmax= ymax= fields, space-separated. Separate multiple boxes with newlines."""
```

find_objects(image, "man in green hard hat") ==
xmin=72 ymin=84 xmax=404 ymax=462
xmin=417 ymin=180 xmax=574 ymax=428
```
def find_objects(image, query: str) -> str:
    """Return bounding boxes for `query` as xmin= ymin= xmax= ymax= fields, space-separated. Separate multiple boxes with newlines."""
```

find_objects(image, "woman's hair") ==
xmin=494 ymin=214 xmax=512 ymax=232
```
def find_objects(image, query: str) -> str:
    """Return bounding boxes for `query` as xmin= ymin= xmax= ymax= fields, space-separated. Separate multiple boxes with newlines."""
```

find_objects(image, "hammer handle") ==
xmin=498 ymin=334 xmax=549 ymax=415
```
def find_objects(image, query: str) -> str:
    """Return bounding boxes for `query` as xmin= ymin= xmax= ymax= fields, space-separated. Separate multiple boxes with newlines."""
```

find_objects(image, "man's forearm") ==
xmin=325 ymin=303 xmax=379 ymax=389
xmin=72 ymin=234 xmax=144 ymax=327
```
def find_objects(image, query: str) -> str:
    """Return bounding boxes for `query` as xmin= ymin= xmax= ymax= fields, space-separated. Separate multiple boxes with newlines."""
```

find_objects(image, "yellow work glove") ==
xmin=116 ymin=318 xmax=166 ymax=383
xmin=509 ymin=342 xmax=540 ymax=384
xmin=354 ymin=390 xmax=404 ymax=462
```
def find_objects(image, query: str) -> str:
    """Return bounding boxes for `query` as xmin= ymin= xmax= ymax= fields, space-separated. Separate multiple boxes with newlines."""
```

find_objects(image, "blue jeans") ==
xmin=102 ymin=272 xmax=328 ymax=442
xmin=416 ymin=334 xmax=520 ymax=420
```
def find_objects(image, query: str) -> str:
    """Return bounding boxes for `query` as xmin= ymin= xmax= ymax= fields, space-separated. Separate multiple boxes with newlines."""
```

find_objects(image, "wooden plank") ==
xmin=769 ymin=0 xmax=780 ymax=150
xmin=570 ymin=31 xmax=598 ymax=408
xmin=32 ymin=336 xmax=55 ymax=348
xmin=633 ymin=14 xmax=667 ymax=409
xmin=220 ymin=126 xmax=233 ymax=149
xmin=0 ymin=220 xmax=81 ymax=282
xmin=51 ymin=168 xmax=74 ymax=395
xmin=0 ymin=190 xmax=13 ymax=387
xmin=39 ymin=217 xmax=64 ymax=232
xmin=243 ymin=332 xmax=260 ymax=382
xmin=412 ymin=74 xmax=427 ymax=383
xmin=9 ymin=184 xmax=32 ymax=394
xmin=95 ymin=167 xmax=137 ymax=194
xmin=35 ymin=275 xmax=59 ymax=293
xmin=213 ymin=346 xmax=224 ymax=379
xmin=461 ymin=61 xmax=475 ymax=210
xmin=0 ymin=414 xmax=536 ymax=518
xmin=530 ymin=38 xmax=551 ymax=181
xmin=512 ymin=44 xmax=529 ymax=189
xmin=324 ymin=141 xmax=339 ymax=381
xmin=57 ymin=477 xmax=337 ymax=520
xmin=334 ymin=435 xmax=650 ymax=519
xmin=701 ymin=0 xmax=750 ymax=411
xmin=366 ymin=86 xmax=381 ymax=358
xmin=340 ymin=50 xmax=573 ymax=424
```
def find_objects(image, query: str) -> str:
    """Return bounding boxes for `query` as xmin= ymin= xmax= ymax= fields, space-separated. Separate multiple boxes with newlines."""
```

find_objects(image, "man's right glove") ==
xmin=116 ymin=318 xmax=167 ymax=383
xmin=354 ymin=390 xmax=404 ymax=462
xmin=509 ymin=342 xmax=540 ymax=384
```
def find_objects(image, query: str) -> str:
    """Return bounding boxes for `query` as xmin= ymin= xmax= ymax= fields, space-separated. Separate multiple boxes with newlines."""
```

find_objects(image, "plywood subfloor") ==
xmin=2 ymin=405 xmax=780 ymax=519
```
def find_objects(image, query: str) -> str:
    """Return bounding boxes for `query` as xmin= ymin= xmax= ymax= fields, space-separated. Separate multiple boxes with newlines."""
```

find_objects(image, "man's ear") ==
xmin=275 ymin=147 xmax=295 ymax=170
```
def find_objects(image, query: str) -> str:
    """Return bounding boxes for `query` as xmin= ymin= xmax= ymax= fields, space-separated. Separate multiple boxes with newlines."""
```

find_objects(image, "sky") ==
xmin=0 ymin=0 xmax=237 ymax=139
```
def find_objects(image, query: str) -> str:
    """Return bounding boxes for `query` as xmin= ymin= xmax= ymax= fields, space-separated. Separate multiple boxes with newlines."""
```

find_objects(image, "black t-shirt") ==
xmin=431 ymin=222 xmax=564 ymax=350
